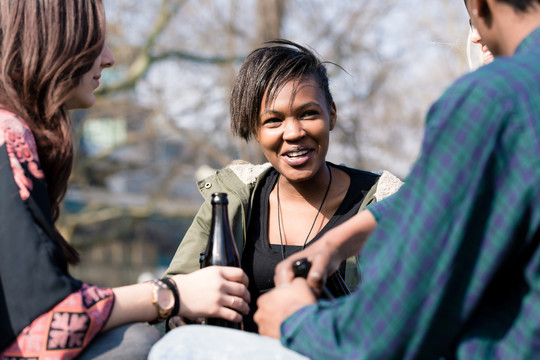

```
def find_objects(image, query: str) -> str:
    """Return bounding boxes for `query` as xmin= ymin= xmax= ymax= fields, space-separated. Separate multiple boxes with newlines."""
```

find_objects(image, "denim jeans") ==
xmin=148 ymin=325 xmax=309 ymax=360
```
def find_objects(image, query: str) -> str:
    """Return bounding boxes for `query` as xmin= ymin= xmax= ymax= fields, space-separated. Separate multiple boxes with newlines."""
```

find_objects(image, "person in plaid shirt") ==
xmin=149 ymin=0 xmax=540 ymax=359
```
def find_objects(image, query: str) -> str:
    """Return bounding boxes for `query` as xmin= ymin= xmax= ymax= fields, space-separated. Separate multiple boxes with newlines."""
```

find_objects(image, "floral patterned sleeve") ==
xmin=0 ymin=110 xmax=115 ymax=359
xmin=1 ymin=284 xmax=115 ymax=359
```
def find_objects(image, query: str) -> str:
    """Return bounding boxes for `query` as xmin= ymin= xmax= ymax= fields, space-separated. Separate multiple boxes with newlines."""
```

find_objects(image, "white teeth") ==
xmin=286 ymin=150 xmax=309 ymax=158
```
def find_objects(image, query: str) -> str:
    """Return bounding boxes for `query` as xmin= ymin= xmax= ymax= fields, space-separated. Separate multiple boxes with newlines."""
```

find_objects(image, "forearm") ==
xmin=103 ymin=267 xmax=251 ymax=333
xmin=103 ymin=282 xmax=156 ymax=331
xmin=327 ymin=209 xmax=377 ymax=260
xmin=274 ymin=209 xmax=377 ymax=289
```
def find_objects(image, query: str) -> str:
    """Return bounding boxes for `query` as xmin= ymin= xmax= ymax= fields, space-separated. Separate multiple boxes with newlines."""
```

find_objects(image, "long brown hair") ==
xmin=0 ymin=0 xmax=106 ymax=264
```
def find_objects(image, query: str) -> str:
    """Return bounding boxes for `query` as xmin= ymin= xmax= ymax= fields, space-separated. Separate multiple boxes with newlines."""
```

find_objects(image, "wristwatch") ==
xmin=148 ymin=279 xmax=175 ymax=324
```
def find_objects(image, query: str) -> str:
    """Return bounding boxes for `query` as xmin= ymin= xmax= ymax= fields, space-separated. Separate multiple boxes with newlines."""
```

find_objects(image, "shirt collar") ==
xmin=515 ymin=25 xmax=540 ymax=55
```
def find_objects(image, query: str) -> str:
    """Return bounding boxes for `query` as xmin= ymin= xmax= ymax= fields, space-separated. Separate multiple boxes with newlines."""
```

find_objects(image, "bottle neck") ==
xmin=210 ymin=204 xmax=228 ymax=233
xmin=202 ymin=200 xmax=240 ymax=268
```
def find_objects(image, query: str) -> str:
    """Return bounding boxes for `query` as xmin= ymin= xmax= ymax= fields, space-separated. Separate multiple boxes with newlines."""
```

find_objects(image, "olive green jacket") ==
xmin=164 ymin=161 xmax=402 ymax=291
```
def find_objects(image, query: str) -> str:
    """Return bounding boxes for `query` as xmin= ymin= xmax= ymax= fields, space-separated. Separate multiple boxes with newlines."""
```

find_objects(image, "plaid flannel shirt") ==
xmin=281 ymin=27 xmax=540 ymax=360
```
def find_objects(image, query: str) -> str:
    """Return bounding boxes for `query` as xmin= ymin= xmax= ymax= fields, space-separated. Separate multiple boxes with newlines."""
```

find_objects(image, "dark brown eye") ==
xmin=301 ymin=110 xmax=318 ymax=118
xmin=263 ymin=117 xmax=281 ymax=126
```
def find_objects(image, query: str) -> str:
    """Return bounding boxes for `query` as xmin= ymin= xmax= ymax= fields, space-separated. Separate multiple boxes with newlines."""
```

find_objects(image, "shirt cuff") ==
xmin=280 ymin=300 xmax=334 ymax=348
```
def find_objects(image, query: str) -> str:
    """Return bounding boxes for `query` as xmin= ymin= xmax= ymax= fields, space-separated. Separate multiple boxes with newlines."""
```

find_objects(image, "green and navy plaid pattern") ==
xmin=281 ymin=27 xmax=540 ymax=360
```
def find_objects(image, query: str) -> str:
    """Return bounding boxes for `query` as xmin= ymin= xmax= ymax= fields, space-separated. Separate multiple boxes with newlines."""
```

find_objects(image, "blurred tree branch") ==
xmin=63 ymin=0 xmax=469 ymax=286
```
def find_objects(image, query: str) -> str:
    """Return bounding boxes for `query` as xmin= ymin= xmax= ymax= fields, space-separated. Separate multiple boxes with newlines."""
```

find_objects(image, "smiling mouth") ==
xmin=284 ymin=149 xmax=310 ymax=158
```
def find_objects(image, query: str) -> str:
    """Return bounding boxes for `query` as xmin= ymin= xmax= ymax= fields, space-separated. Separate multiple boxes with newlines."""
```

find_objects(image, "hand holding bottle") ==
xmin=199 ymin=192 xmax=245 ymax=329
xmin=274 ymin=232 xmax=343 ymax=291
xmin=169 ymin=266 xmax=250 ymax=323
xmin=165 ymin=192 xmax=248 ymax=331
xmin=254 ymin=277 xmax=316 ymax=339
xmin=292 ymin=258 xmax=350 ymax=300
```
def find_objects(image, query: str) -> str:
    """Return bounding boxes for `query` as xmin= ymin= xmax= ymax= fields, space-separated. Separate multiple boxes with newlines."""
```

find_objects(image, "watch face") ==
xmin=158 ymin=287 xmax=175 ymax=311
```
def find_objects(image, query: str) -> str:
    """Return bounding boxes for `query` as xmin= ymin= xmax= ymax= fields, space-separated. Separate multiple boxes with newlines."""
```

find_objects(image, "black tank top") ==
xmin=241 ymin=163 xmax=379 ymax=332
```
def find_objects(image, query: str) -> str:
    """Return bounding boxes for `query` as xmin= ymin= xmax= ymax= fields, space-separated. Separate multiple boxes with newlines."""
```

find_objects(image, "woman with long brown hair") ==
xmin=0 ymin=1 xmax=248 ymax=358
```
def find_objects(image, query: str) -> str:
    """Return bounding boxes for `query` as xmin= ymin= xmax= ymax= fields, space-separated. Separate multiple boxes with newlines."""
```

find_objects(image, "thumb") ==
xmin=274 ymin=259 xmax=296 ymax=286
xmin=306 ymin=256 xmax=327 ymax=290
xmin=306 ymin=255 xmax=328 ymax=289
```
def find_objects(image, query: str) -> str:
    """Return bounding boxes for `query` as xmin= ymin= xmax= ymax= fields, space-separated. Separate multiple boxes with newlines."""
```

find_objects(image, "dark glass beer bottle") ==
xmin=292 ymin=258 xmax=350 ymax=299
xmin=200 ymin=192 xmax=243 ymax=329
xmin=325 ymin=269 xmax=351 ymax=298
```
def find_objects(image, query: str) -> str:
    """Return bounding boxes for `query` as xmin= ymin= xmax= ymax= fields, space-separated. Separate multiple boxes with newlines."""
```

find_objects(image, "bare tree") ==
xmin=257 ymin=0 xmax=286 ymax=42
xmin=63 ymin=0 xmax=469 ymax=286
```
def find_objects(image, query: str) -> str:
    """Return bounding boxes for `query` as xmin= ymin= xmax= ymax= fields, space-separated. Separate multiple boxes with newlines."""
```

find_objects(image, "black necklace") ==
xmin=276 ymin=164 xmax=333 ymax=260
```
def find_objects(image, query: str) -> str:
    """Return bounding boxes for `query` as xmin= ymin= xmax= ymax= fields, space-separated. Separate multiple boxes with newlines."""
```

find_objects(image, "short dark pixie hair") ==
xmin=466 ymin=0 xmax=540 ymax=12
xmin=500 ymin=0 xmax=540 ymax=11
xmin=230 ymin=39 xmax=334 ymax=141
